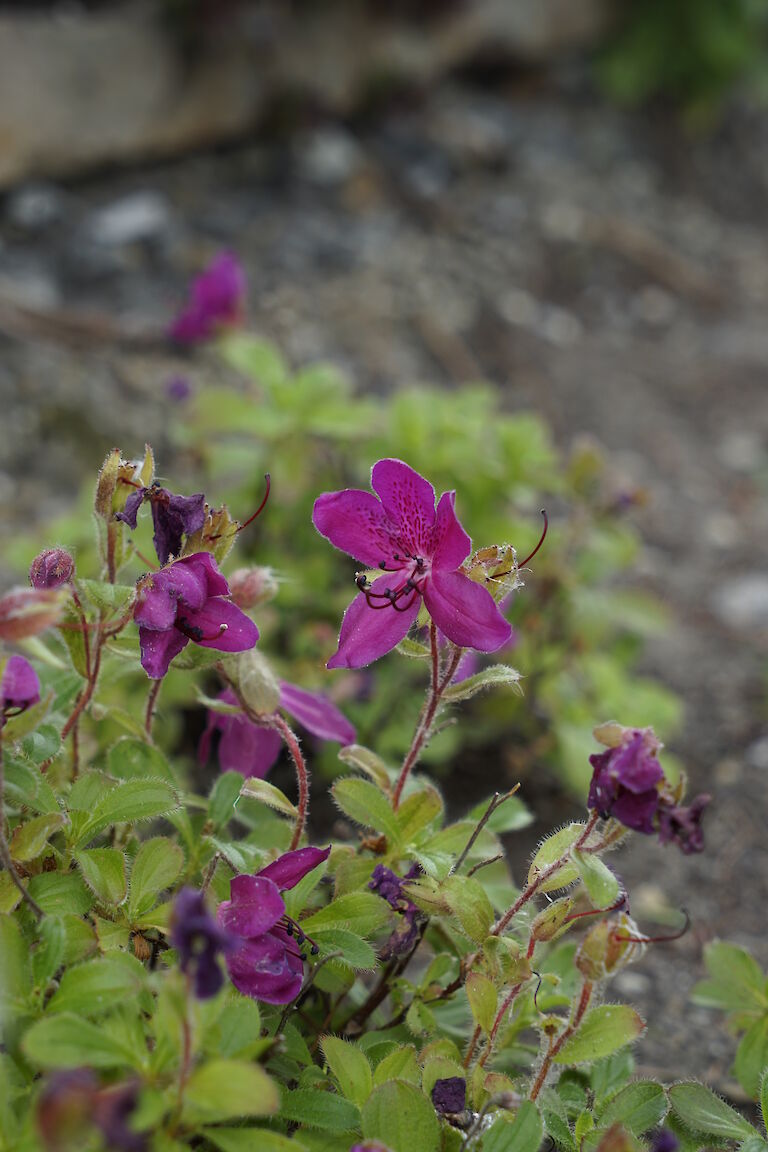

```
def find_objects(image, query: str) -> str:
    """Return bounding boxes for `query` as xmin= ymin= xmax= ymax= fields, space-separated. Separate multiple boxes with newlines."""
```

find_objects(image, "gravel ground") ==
xmin=2 ymin=73 xmax=768 ymax=1094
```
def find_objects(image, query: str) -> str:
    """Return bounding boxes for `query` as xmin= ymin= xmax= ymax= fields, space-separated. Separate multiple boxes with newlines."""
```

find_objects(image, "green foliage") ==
xmin=692 ymin=940 xmax=768 ymax=1099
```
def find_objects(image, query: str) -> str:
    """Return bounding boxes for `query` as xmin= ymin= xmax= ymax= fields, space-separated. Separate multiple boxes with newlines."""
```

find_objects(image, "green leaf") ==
xmin=739 ymin=1138 xmax=768 ymax=1152
xmin=338 ymin=744 xmax=391 ymax=790
xmin=332 ymin=777 xmax=400 ymax=841
xmin=311 ymin=929 xmax=377 ymax=971
xmin=0 ymin=915 xmax=33 ymax=1009
xmin=443 ymin=875 xmax=494 ymax=942
xmin=321 ymin=1035 xmax=373 ymax=1107
xmin=692 ymin=942 xmax=768 ymax=1012
xmin=48 ymin=954 xmax=148 ymax=1017
xmin=279 ymin=1088 xmax=360 ymax=1132
xmin=127 ymin=837 xmax=184 ymax=919
xmin=668 ymin=1082 xmax=756 ymax=1140
xmin=761 ymin=1068 xmax=768 ymax=1135
xmin=483 ymin=1102 xmax=543 ymax=1152
xmin=182 ymin=1059 xmax=280 ymax=1123
xmin=22 ymin=1012 xmax=137 ymax=1069
xmin=735 ymin=1018 xmax=768 ymax=1099
xmin=598 ymin=1082 xmax=667 ymax=1135
xmin=28 ymin=871 xmax=93 ymax=915
xmin=528 ymin=825 xmax=584 ymax=893
xmin=75 ymin=848 xmax=128 ymax=905
xmin=107 ymin=738 xmax=176 ymax=783
xmin=219 ymin=333 xmax=289 ymax=388
xmin=9 ymin=812 xmax=66 ymax=861
xmin=203 ymin=1130 xmax=308 ymax=1152
xmin=573 ymin=851 xmax=620 ymax=909
xmin=240 ymin=776 xmax=298 ymax=818
xmin=554 ymin=1005 xmax=645 ymax=1064
xmin=361 ymin=1080 xmax=440 ymax=1152
xmin=33 ymin=917 xmax=67 ymax=989
xmin=373 ymin=1045 xmax=421 ymax=1087
xmin=3 ymin=755 xmax=60 ymax=814
xmin=303 ymin=892 xmax=392 ymax=938
xmin=395 ymin=786 xmax=443 ymax=845
xmin=208 ymin=995 xmax=263 ymax=1059
xmin=442 ymin=664 xmax=521 ymax=702
xmin=208 ymin=771 xmax=244 ymax=828
xmin=466 ymin=971 xmax=498 ymax=1033
xmin=74 ymin=778 xmax=178 ymax=846
xmin=78 ymin=579 xmax=135 ymax=614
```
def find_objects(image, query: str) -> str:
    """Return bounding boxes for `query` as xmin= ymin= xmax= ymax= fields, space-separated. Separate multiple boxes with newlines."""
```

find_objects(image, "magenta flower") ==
xmin=29 ymin=548 xmax=75 ymax=589
xmin=312 ymin=459 xmax=512 ymax=668
xmin=657 ymin=794 xmax=710 ymax=855
xmin=217 ymin=846 xmax=330 ymax=1004
xmin=170 ymin=887 xmax=236 ymax=999
xmin=169 ymin=251 xmax=246 ymax=344
xmin=200 ymin=682 xmax=355 ymax=779
xmin=116 ymin=483 xmax=205 ymax=566
xmin=134 ymin=552 xmax=258 ymax=679
xmin=1 ymin=654 xmax=41 ymax=719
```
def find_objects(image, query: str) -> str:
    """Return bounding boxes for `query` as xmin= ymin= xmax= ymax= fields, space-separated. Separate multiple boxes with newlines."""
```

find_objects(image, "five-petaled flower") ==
xmin=217 ymin=846 xmax=330 ymax=1004
xmin=134 ymin=552 xmax=259 ymax=679
xmin=1 ymin=654 xmax=40 ymax=723
xmin=200 ymin=682 xmax=355 ymax=779
xmin=312 ymin=459 xmax=512 ymax=668
xmin=170 ymin=887 xmax=236 ymax=999
xmin=588 ymin=724 xmax=710 ymax=854
xmin=169 ymin=251 xmax=246 ymax=344
xmin=116 ymin=483 xmax=205 ymax=566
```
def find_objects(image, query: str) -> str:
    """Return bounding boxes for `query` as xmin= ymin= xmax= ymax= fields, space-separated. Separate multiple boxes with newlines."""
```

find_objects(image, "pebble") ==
xmin=5 ymin=183 xmax=66 ymax=231
xmin=717 ymin=429 xmax=764 ymax=473
xmin=86 ymin=191 xmax=173 ymax=247
xmin=746 ymin=736 xmax=768 ymax=771
xmin=712 ymin=575 xmax=768 ymax=630
xmin=298 ymin=128 xmax=363 ymax=187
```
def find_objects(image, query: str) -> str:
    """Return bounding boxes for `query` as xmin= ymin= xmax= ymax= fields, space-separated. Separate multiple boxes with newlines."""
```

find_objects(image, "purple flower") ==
xmin=588 ymin=729 xmax=664 ymax=834
xmin=116 ymin=483 xmax=205 ymax=566
xmin=1 ymin=654 xmax=40 ymax=718
xmin=134 ymin=552 xmax=259 ymax=679
xmin=92 ymin=1083 xmax=147 ymax=1152
xmin=431 ymin=1077 xmax=466 ymax=1115
xmin=169 ymin=251 xmax=246 ymax=344
xmin=369 ymin=863 xmax=424 ymax=959
xmin=218 ymin=846 xmax=331 ymax=1004
xmin=312 ymin=459 xmax=512 ymax=668
xmin=36 ymin=1072 xmax=146 ymax=1152
xmin=349 ymin=1145 xmax=393 ymax=1152
xmin=657 ymin=794 xmax=710 ymax=855
xmin=650 ymin=1131 xmax=679 ymax=1152
xmin=200 ymin=682 xmax=356 ymax=779
xmin=170 ymin=887 xmax=236 ymax=999
xmin=165 ymin=375 xmax=192 ymax=402
xmin=29 ymin=548 xmax=74 ymax=589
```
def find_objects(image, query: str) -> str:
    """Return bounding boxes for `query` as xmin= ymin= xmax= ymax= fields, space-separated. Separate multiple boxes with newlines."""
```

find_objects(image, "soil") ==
xmin=2 ymin=71 xmax=768 ymax=1096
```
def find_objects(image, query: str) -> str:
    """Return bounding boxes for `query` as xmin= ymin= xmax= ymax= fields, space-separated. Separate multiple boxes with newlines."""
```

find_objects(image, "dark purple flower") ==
xmin=431 ymin=1077 xmax=466 ymax=1115
xmin=1 ymin=654 xmax=40 ymax=717
xmin=170 ymin=887 xmax=236 ymax=999
xmin=134 ymin=552 xmax=259 ymax=679
xmin=588 ymin=729 xmax=664 ymax=834
xmin=200 ymin=682 xmax=355 ymax=780
xmin=657 ymin=794 xmax=710 ymax=855
xmin=312 ymin=459 xmax=512 ymax=668
xmin=92 ymin=1083 xmax=147 ymax=1152
xmin=218 ymin=846 xmax=331 ymax=1005
xmin=165 ymin=375 xmax=192 ymax=402
xmin=369 ymin=863 xmax=424 ymax=959
xmin=29 ymin=548 xmax=74 ymax=589
xmin=116 ymin=483 xmax=205 ymax=566
xmin=169 ymin=251 xmax=246 ymax=344
xmin=650 ymin=1130 xmax=679 ymax=1152
xmin=36 ymin=1073 xmax=146 ymax=1152
xmin=349 ymin=1145 xmax=393 ymax=1152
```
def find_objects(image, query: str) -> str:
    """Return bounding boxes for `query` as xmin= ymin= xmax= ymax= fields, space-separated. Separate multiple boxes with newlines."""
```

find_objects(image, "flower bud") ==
xmin=0 ymin=586 xmax=67 ymax=642
xmin=575 ymin=913 xmax=644 ymax=982
xmin=29 ymin=548 xmax=74 ymax=589
xmin=228 ymin=566 xmax=279 ymax=609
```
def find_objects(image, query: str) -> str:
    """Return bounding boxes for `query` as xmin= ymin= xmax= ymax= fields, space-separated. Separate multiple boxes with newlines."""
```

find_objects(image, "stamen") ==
xmin=279 ymin=915 xmax=320 ymax=956
xmin=119 ymin=477 xmax=144 ymax=490
xmin=613 ymin=908 xmax=690 ymax=945
xmin=532 ymin=971 xmax=543 ymax=1012
xmin=175 ymin=618 xmax=228 ymax=643
xmin=235 ymin=473 xmax=271 ymax=534
xmin=564 ymin=890 xmax=628 ymax=925
xmin=518 ymin=510 xmax=548 ymax=568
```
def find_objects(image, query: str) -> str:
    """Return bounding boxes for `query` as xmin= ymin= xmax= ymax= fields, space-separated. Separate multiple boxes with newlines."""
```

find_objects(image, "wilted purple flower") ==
xmin=369 ymin=863 xmax=424 ymax=959
xmin=29 ymin=548 xmax=74 ymax=589
xmin=116 ymin=482 xmax=205 ymax=566
xmin=36 ymin=1072 xmax=146 ymax=1152
xmin=134 ymin=552 xmax=259 ymax=679
xmin=588 ymin=728 xmax=664 ymax=834
xmin=169 ymin=251 xmax=246 ymax=344
xmin=349 ymin=1145 xmax=393 ymax=1152
xmin=657 ymin=794 xmax=710 ymax=855
xmin=1 ymin=654 xmax=40 ymax=719
xmin=92 ymin=1083 xmax=147 ymax=1152
xmin=431 ymin=1077 xmax=466 ymax=1115
xmin=218 ymin=846 xmax=331 ymax=1004
xmin=312 ymin=459 xmax=512 ymax=668
xmin=200 ymin=682 xmax=355 ymax=779
xmin=649 ymin=1130 xmax=679 ymax=1152
xmin=170 ymin=887 xmax=236 ymax=999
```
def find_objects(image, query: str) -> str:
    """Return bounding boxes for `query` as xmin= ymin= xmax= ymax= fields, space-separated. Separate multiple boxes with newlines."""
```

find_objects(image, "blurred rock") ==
xmin=86 ymin=192 xmax=173 ymax=248
xmin=297 ymin=128 xmax=364 ymax=187
xmin=5 ymin=183 xmax=66 ymax=231
xmin=712 ymin=575 xmax=768 ymax=631
xmin=0 ymin=0 xmax=612 ymax=188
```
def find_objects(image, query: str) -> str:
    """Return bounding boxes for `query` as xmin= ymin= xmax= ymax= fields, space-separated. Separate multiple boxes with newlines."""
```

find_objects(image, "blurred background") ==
xmin=2 ymin=0 xmax=768 ymax=1095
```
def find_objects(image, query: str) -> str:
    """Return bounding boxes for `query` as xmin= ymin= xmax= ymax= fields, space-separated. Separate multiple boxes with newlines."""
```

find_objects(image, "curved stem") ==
xmin=529 ymin=979 xmax=593 ymax=1101
xmin=392 ymin=624 xmax=462 ymax=810
xmin=273 ymin=715 xmax=310 ymax=851
xmin=478 ymin=980 xmax=526 ymax=1068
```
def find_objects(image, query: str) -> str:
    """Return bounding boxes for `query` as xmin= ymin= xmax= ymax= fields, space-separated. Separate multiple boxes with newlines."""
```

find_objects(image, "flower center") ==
xmin=355 ymin=553 xmax=430 ymax=613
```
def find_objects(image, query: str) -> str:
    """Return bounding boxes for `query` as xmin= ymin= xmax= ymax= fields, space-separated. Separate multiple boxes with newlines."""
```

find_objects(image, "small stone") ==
xmin=87 ymin=191 xmax=172 ymax=247
xmin=717 ymin=430 xmax=764 ymax=473
xmin=5 ymin=183 xmax=65 ymax=231
xmin=298 ymin=128 xmax=363 ymax=187
xmin=712 ymin=575 xmax=768 ymax=630
xmin=631 ymin=286 xmax=677 ymax=326
xmin=746 ymin=736 xmax=768 ymax=771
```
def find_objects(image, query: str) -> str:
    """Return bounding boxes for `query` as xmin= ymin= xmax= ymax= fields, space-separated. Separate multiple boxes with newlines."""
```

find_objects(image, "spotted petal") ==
xmin=371 ymin=458 xmax=436 ymax=556
xmin=431 ymin=490 xmax=471 ymax=570
xmin=179 ymin=598 xmax=259 ymax=652
xmin=312 ymin=488 xmax=403 ymax=569
xmin=327 ymin=575 xmax=420 ymax=669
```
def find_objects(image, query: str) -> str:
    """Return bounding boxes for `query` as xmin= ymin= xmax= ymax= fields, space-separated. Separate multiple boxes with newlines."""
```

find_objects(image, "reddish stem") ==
xmin=145 ymin=679 xmax=162 ymax=739
xmin=0 ymin=729 xmax=44 ymax=920
xmin=273 ymin=714 xmax=310 ymax=851
xmin=529 ymin=980 xmax=593 ymax=1101
xmin=478 ymin=980 xmax=526 ymax=1068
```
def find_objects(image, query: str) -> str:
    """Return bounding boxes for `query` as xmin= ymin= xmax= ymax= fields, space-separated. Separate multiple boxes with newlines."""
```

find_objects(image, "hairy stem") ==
xmin=0 ymin=729 xmax=44 ymax=920
xmin=478 ymin=980 xmax=527 ymax=1068
xmin=529 ymin=979 xmax=593 ymax=1101
xmin=272 ymin=715 xmax=310 ymax=851
xmin=145 ymin=678 xmax=162 ymax=739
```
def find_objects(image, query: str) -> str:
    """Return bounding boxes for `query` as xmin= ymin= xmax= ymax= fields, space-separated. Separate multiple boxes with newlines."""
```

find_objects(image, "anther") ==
xmin=518 ymin=510 xmax=549 ymax=568
xmin=175 ymin=618 xmax=228 ymax=643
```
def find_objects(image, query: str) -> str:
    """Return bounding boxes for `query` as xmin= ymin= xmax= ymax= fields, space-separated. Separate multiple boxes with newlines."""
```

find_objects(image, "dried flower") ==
xmin=431 ymin=1077 xmax=466 ymax=1115
xmin=116 ymin=483 xmax=205 ymax=566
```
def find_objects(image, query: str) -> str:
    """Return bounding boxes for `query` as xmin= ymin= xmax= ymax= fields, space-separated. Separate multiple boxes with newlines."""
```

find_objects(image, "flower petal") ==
xmin=153 ymin=561 xmax=208 ymax=612
xmin=114 ymin=489 xmax=146 ymax=530
xmin=134 ymin=582 xmax=177 ymax=630
xmin=225 ymin=932 xmax=303 ymax=1004
xmin=423 ymin=569 xmax=512 ymax=652
xmin=431 ymin=491 xmax=471 ymax=570
xmin=327 ymin=577 xmax=420 ymax=669
xmin=179 ymin=598 xmax=259 ymax=652
xmin=371 ymin=459 xmax=436 ymax=555
xmin=138 ymin=626 xmax=189 ymax=679
xmin=312 ymin=489 xmax=403 ymax=568
xmin=219 ymin=717 xmax=282 ymax=779
xmin=257 ymin=845 xmax=331 ymax=891
xmin=219 ymin=875 xmax=285 ymax=936
xmin=279 ymin=682 xmax=356 ymax=745
xmin=151 ymin=491 xmax=206 ymax=565
xmin=1 ymin=654 xmax=40 ymax=710
xmin=173 ymin=552 xmax=230 ymax=599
